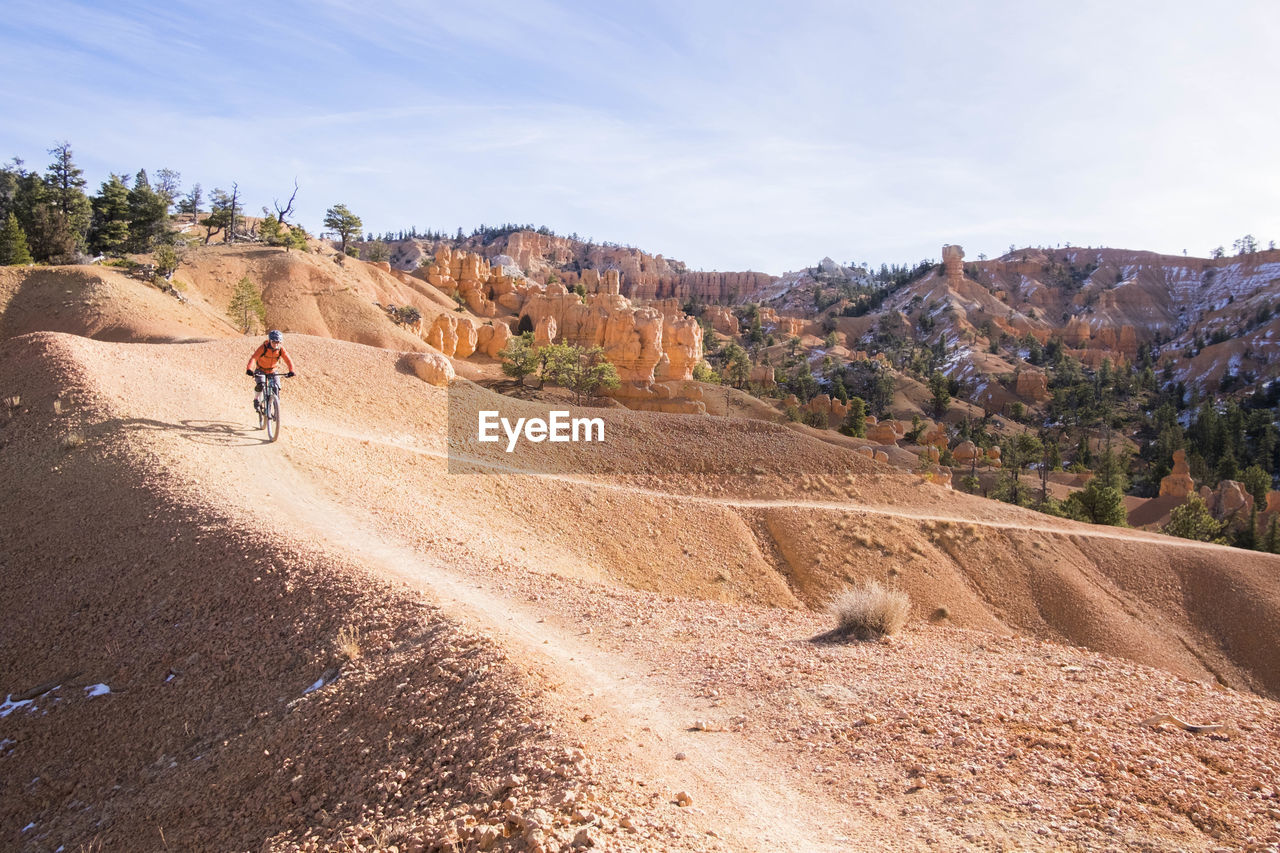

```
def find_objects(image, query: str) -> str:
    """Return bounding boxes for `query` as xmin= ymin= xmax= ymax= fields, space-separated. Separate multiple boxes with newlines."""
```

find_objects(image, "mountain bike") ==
xmin=253 ymin=370 xmax=291 ymax=442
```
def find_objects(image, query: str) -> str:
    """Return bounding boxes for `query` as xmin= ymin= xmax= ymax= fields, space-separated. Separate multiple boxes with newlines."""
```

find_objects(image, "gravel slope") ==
xmin=2 ymin=331 xmax=1279 ymax=852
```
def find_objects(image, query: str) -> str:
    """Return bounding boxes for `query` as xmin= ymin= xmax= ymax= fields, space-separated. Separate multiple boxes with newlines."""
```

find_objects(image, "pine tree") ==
xmin=179 ymin=183 xmax=203 ymax=223
xmin=929 ymin=370 xmax=951 ymax=418
xmin=89 ymin=174 xmax=131 ymax=256
xmin=201 ymin=188 xmax=236 ymax=244
xmin=499 ymin=333 xmax=538 ymax=383
xmin=286 ymin=224 xmax=309 ymax=253
xmin=323 ymin=204 xmax=363 ymax=255
xmin=227 ymin=276 xmax=267 ymax=334
xmin=1163 ymin=494 xmax=1227 ymax=543
xmin=42 ymin=142 xmax=91 ymax=259
xmin=839 ymin=396 xmax=867 ymax=437
xmin=0 ymin=212 xmax=32 ymax=265
xmin=127 ymin=168 xmax=168 ymax=251
xmin=258 ymin=214 xmax=284 ymax=247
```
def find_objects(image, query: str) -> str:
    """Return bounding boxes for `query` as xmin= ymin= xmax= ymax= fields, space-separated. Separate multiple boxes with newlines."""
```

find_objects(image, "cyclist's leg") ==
xmin=254 ymin=374 xmax=265 ymax=410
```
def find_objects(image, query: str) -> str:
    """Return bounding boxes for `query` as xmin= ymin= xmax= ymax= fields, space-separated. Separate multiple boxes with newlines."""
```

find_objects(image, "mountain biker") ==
xmin=246 ymin=330 xmax=296 ymax=413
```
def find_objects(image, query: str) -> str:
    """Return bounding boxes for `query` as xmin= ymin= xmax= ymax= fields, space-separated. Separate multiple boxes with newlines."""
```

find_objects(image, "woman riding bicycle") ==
xmin=245 ymin=329 xmax=296 ymax=413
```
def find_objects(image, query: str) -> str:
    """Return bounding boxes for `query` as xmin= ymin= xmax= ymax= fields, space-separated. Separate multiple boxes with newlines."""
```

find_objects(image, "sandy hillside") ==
xmin=0 ymin=244 xmax=477 ymax=357
xmin=2 ymin=329 xmax=1279 ymax=852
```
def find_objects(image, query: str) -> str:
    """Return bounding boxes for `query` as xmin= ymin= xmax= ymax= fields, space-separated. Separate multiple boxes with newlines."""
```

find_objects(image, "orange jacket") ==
xmin=247 ymin=341 xmax=294 ymax=373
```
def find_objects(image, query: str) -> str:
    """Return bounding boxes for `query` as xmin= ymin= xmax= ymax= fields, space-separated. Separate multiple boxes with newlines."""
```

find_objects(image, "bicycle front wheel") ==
xmin=265 ymin=396 xmax=280 ymax=442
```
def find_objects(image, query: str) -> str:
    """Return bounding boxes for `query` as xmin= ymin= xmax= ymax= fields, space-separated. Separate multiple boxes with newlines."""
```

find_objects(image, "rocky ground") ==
xmin=2 ymin=330 xmax=1279 ymax=852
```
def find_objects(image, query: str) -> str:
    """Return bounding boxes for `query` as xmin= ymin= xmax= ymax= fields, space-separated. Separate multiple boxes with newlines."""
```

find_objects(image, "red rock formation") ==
xmin=866 ymin=421 xmax=899 ymax=445
xmin=1015 ymin=370 xmax=1050 ymax=402
xmin=749 ymin=365 xmax=775 ymax=387
xmin=476 ymin=232 xmax=775 ymax=304
xmin=426 ymin=314 xmax=459 ymax=357
xmin=942 ymin=244 xmax=964 ymax=285
xmin=1158 ymin=449 xmax=1196 ymax=499
xmin=705 ymin=305 xmax=739 ymax=336
xmin=475 ymin=322 xmax=512 ymax=358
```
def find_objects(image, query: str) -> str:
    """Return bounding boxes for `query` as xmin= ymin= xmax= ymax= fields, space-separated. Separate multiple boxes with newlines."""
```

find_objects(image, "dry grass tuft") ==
xmin=4 ymin=395 xmax=19 ymax=410
xmin=52 ymin=398 xmax=63 ymax=415
xmin=829 ymin=580 xmax=910 ymax=641
xmin=61 ymin=431 xmax=85 ymax=450
xmin=336 ymin=625 xmax=362 ymax=661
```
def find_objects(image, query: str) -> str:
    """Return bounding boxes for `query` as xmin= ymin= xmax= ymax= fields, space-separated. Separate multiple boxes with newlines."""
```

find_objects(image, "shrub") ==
xmin=692 ymin=361 xmax=720 ymax=384
xmin=1163 ymin=494 xmax=1227 ymax=543
xmin=335 ymin=625 xmax=362 ymax=661
xmin=802 ymin=410 xmax=829 ymax=429
xmin=392 ymin=305 xmax=422 ymax=327
xmin=829 ymin=580 xmax=910 ymax=640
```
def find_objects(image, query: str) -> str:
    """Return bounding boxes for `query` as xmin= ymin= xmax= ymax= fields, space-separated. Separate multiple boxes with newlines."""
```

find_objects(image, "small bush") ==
xmin=829 ymin=580 xmax=910 ymax=640
xmin=335 ymin=625 xmax=362 ymax=661
xmin=802 ymin=410 xmax=829 ymax=429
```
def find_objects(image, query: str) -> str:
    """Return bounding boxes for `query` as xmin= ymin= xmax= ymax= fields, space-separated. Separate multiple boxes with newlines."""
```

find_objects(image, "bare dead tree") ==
xmin=227 ymin=182 xmax=240 ymax=242
xmin=271 ymin=178 xmax=299 ymax=227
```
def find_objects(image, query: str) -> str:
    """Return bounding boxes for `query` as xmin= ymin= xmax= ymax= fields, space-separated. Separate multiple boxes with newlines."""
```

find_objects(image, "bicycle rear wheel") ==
xmin=265 ymin=395 xmax=280 ymax=442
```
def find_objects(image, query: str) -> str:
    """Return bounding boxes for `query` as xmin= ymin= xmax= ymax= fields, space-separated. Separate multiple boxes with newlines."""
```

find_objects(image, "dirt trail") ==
xmin=296 ymin=420 xmax=1237 ymax=556
xmin=224 ymin=423 xmax=884 ymax=851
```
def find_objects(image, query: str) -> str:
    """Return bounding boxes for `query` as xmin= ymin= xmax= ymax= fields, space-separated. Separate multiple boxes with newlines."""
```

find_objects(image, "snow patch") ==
xmin=0 ymin=695 xmax=34 ymax=717
xmin=84 ymin=683 xmax=111 ymax=698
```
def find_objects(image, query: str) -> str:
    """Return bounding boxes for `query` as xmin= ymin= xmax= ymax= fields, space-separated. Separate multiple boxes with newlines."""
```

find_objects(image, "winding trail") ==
xmin=293 ymin=422 xmax=1234 ymax=554
xmin=227 ymin=422 xmax=885 ymax=851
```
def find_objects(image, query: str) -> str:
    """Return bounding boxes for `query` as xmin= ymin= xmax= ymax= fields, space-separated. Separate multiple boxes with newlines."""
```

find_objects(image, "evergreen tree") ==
xmin=1216 ymin=451 xmax=1239 ymax=484
xmin=720 ymin=343 xmax=751 ymax=388
xmin=1242 ymin=464 xmax=1271 ymax=507
xmin=998 ymin=432 xmax=1043 ymax=506
xmin=179 ymin=183 xmax=203 ymax=222
xmin=89 ymin=174 xmax=131 ymax=256
xmin=258 ymin=214 xmax=285 ymax=247
xmin=323 ymin=204 xmax=363 ymax=255
xmin=286 ymin=223 xmax=309 ymax=253
xmin=839 ymin=396 xmax=867 ymax=437
xmin=1265 ymin=516 xmax=1280 ymax=554
xmin=153 ymin=168 xmax=181 ymax=212
xmin=201 ymin=188 xmax=237 ymax=244
xmin=1163 ymin=494 xmax=1227 ymax=543
xmin=0 ymin=212 xmax=32 ymax=265
xmin=499 ymin=333 xmax=538 ymax=383
xmin=227 ymin=276 xmax=267 ymax=334
xmin=544 ymin=344 xmax=621 ymax=404
xmin=1062 ymin=478 xmax=1127 ymax=526
xmin=127 ymin=168 xmax=169 ymax=250
xmin=153 ymin=242 xmax=182 ymax=279
xmin=929 ymin=370 xmax=951 ymax=418
xmin=42 ymin=142 xmax=91 ymax=259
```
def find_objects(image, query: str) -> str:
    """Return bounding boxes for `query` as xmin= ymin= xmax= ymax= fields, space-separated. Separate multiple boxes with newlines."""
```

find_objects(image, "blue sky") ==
xmin=2 ymin=0 xmax=1278 ymax=273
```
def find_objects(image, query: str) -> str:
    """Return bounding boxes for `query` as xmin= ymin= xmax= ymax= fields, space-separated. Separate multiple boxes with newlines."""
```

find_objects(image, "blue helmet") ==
xmin=268 ymin=330 xmax=283 ymax=343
